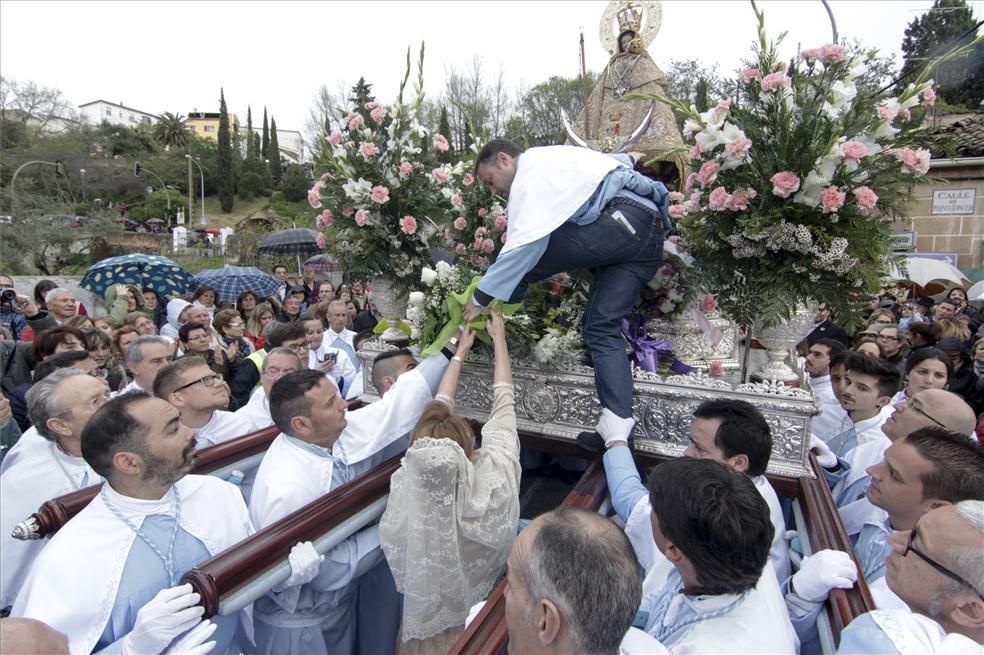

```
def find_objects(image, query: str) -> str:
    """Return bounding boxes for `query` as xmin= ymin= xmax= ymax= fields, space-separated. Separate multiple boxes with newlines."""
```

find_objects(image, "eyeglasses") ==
xmin=285 ymin=342 xmax=309 ymax=353
xmin=902 ymin=398 xmax=947 ymax=429
xmin=877 ymin=335 xmax=900 ymax=342
xmin=226 ymin=322 xmax=244 ymax=328
xmin=173 ymin=373 xmax=224 ymax=393
xmin=903 ymin=526 xmax=984 ymax=598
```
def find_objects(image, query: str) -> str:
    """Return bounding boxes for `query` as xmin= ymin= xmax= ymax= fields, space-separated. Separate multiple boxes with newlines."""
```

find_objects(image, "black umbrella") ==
xmin=257 ymin=228 xmax=323 ymax=257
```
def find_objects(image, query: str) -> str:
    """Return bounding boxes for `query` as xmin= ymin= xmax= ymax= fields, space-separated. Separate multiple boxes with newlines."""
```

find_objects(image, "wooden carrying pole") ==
xmin=181 ymin=454 xmax=402 ymax=618
xmin=11 ymin=425 xmax=280 ymax=540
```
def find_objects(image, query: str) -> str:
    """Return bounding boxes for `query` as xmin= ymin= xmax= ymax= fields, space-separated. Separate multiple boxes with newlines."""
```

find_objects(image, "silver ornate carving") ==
xmin=753 ymin=304 xmax=816 ymax=383
xmin=370 ymin=277 xmax=409 ymax=343
xmin=358 ymin=340 xmax=818 ymax=478
xmin=647 ymin=311 xmax=740 ymax=370
xmin=12 ymin=516 xmax=41 ymax=540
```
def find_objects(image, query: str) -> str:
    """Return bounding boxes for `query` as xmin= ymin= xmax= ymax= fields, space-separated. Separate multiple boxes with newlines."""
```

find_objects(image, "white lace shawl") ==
xmin=380 ymin=384 xmax=521 ymax=641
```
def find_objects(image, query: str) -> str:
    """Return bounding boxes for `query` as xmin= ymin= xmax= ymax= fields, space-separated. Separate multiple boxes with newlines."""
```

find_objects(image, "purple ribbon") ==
xmin=621 ymin=315 xmax=675 ymax=372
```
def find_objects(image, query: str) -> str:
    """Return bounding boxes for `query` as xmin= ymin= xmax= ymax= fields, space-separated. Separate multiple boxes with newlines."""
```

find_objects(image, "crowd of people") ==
xmin=1 ymin=138 xmax=983 ymax=655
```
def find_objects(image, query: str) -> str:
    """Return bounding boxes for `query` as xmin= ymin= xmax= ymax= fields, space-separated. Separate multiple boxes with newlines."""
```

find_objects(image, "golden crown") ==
xmin=616 ymin=2 xmax=643 ymax=34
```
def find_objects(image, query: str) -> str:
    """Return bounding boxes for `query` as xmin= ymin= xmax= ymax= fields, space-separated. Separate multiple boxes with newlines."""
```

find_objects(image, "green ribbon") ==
xmin=372 ymin=319 xmax=412 ymax=335
xmin=420 ymin=275 xmax=521 ymax=357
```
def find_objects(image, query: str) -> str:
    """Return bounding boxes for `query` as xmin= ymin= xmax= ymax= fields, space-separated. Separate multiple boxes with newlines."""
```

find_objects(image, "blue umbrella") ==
xmin=257 ymin=228 xmax=323 ymax=256
xmin=80 ymin=254 xmax=194 ymax=298
xmin=192 ymin=265 xmax=282 ymax=304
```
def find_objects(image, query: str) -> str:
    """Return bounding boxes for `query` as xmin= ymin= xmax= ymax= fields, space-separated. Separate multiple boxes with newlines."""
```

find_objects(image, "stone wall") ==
xmin=892 ymin=160 xmax=984 ymax=269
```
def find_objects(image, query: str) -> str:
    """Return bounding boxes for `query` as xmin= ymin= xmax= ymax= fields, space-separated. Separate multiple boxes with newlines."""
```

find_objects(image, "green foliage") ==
xmin=237 ymin=172 xmax=265 ymax=200
xmin=128 ymin=189 xmax=187 ymax=222
xmin=281 ymin=164 xmax=309 ymax=202
xmin=268 ymin=116 xmax=283 ymax=182
xmin=153 ymin=112 xmax=192 ymax=149
xmin=261 ymin=108 xmax=269 ymax=160
xmin=508 ymin=74 xmax=594 ymax=147
xmin=245 ymin=106 xmax=256 ymax=159
xmin=694 ymin=78 xmax=710 ymax=113
xmin=900 ymin=0 xmax=983 ymax=108
xmin=0 ymin=210 xmax=120 ymax=275
xmin=217 ymin=89 xmax=235 ymax=212
xmin=349 ymin=77 xmax=375 ymax=119
xmin=666 ymin=59 xmax=728 ymax=110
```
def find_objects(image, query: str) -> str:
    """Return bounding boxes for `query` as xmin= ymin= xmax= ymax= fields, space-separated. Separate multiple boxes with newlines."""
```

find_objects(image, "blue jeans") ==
xmin=509 ymin=198 xmax=664 ymax=418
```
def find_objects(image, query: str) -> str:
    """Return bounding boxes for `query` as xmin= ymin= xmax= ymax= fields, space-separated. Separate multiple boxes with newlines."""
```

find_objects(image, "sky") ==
xmin=2 ymin=0 xmax=978 ymax=139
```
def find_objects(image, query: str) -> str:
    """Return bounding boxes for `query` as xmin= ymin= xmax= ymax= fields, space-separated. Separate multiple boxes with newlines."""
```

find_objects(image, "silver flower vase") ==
xmin=371 ymin=277 xmax=409 ymax=343
xmin=752 ymin=304 xmax=816 ymax=385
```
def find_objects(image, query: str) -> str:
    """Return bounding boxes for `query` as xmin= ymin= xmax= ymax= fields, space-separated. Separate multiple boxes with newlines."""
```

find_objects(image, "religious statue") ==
xmin=570 ymin=0 xmax=687 ymax=187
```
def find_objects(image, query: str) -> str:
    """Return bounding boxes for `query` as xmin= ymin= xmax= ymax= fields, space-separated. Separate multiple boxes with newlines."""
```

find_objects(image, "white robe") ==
xmin=0 ymin=425 xmax=46 ymax=475
xmin=809 ymin=375 xmax=850 ymax=441
xmin=194 ymin=409 xmax=256 ymax=448
xmin=0 ymin=440 xmax=102 ymax=608
xmin=309 ymin=341 xmax=358 ymax=397
xmin=12 ymin=475 xmax=253 ymax=655
xmin=235 ymin=386 xmax=274 ymax=433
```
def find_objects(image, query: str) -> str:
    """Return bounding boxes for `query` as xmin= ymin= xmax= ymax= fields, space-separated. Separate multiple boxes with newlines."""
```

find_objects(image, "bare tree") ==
xmin=0 ymin=76 xmax=78 ymax=132
xmin=303 ymin=81 xmax=349 ymax=162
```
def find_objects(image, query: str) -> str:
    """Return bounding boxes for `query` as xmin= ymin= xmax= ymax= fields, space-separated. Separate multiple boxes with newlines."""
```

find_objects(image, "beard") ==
xmin=140 ymin=441 xmax=198 ymax=486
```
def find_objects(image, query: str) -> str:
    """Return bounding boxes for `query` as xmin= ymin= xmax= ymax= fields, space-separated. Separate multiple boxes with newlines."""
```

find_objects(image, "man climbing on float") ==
xmin=462 ymin=139 xmax=670 ymax=451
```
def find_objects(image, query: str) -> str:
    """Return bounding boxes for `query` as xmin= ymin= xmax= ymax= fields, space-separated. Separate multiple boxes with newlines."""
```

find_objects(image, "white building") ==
xmin=78 ymin=100 xmax=158 ymax=128
xmin=241 ymin=126 xmax=306 ymax=163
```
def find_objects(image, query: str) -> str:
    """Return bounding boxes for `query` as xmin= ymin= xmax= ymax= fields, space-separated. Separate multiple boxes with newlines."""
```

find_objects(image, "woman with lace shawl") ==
xmin=380 ymin=310 xmax=520 ymax=655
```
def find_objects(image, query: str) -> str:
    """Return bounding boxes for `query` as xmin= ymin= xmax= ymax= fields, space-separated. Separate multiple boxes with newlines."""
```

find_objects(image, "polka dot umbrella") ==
xmin=79 ymin=253 xmax=195 ymax=299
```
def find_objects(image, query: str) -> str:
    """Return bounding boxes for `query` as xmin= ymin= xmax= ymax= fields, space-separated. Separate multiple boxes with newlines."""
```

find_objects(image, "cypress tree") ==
xmin=437 ymin=105 xmax=453 ymax=162
xmin=268 ymin=116 xmax=283 ymax=183
xmin=261 ymin=108 xmax=270 ymax=160
xmin=217 ymin=88 xmax=234 ymax=212
xmin=245 ymin=106 xmax=255 ymax=159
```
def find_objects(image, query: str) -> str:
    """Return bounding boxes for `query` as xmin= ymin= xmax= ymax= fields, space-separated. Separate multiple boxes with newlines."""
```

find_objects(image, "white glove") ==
xmin=122 ymin=584 xmax=205 ymax=655
xmin=165 ymin=620 xmax=217 ymax=655
xmin=809 ymin=434 xmax=839 ymax=469
xmin=277 ymin=541 xmax=324 ymax=590
xmin=792 ymin=550 xmax=858 ymax=602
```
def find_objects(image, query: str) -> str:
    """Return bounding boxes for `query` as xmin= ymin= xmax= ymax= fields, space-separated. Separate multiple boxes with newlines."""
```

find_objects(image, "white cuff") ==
xmin=596 ymin=408 xmax=635 ymax=447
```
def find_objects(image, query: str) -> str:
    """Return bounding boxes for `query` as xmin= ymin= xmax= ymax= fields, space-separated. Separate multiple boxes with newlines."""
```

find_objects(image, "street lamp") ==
xmin=185 ymin=155 xmax=206 ymax=226
xmin=9 ymin=160 xmax=65 ymax=220
xmin=79 ymin=169 xmax=86 ymax=203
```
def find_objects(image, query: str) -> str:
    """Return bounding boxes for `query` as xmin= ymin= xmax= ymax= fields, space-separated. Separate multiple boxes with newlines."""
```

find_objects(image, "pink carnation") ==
xmin=820 ymin=186 xmax=846 ymax=213
xmin=482 ymin=238 xmax=495 ymax=253
xmin=370 ymin=185 xmax=390 ymax=204
xmin=892 ymin=147 xmax=931 ymax=175
xmin=708 ymin=361 xmax=724 ymax=377
xmin=308 ymin=188 xmax=323 ymax=209
xmin=399 ymin=161 xmax=413 ymax=177
xmin=840 ymin=141 xmax=867 ymax=161
xmin=400 ymin=215 xmax=417 ymax=235
xmin=359 ymin=142 xmax=380 ymax=158
xmin=740 ymin=67 xmax=762 ymax=82
xmin=354 ymin=209 xmax=369 ymax=226
xmin=729 ymin=187 xmax=756 ymax=211
xmin=462 ymin=172 xmax=475 ymax=186
xmin=346 ymin=112 xmax=364 ymax=130
xmin=370 ymin=106 xmax=387 ymax=124
xmin=431 ymin=167 xmax=449 ymax=183
xmin=364 ymin=101 xmax=379 ymax=111
xmin=921 ymin=87 xmax=936 ymax=107
xmin=877 ymin=103 xmax=897 ymax=122
xmin=455 ymin=243 xmax=467 ymax=255
xmin=494 ymin=215 xmax=507 ymax=231
xmin=761 ymin=71 xmax=791 ymax=92
xmin=689 ymin=143 xmax=702 ymax=159
xmin=699 ymin=294 xmax=718 ymax=313
xmin=453 ymin=217 xmax=467 ymax=230
xmin=474 ymin=226 xmax=487 ymax=239
xmin=697 ymin=160 xmax=720 ymax=187
xmin=852 ymin=186 xmax=879 ymax=211
xmin=820 ymin=44 xmax=848 ymax=65
xmin=668 ymin=191 xmax=685 ymax=203
xmin=342 ymin=206 xmax=354 ymax=218
xmin=799 ymin=47 xmax=823 ymax=62
xmin=328 ymin=130 xmax=343 ymax=145
xmin=708 ymin=186 xmax=731 ymax=211
xmin=477 ymin=207 xmax=489 ymax=217
xmin=433 ymin=134 xmax=450 ymax=152
xmin=316 ymin=209 xmax=333 ymax=227
xmin=726 ymin=136 xmax=752 ymax=158
xmin=315 ymin=233 xmax=326 ymax=250
xmin=451 ymin=193 xmax=463 ymax=209
xmin=668 ymin=204 xmax=689 ymax=219
xmin=684 ymin=173 xmax=698 ymax=192
xmin=770 ymin=171 xmax=801 ymax=198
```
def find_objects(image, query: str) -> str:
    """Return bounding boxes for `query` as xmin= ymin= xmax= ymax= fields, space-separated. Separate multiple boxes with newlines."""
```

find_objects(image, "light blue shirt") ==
xmin=95 ymin=516 xmax=240 ymax=654
xmin=603 ymin=444 xmax=648 ymax=523
xmin=836 ymin=613 xmax=901 ymax=654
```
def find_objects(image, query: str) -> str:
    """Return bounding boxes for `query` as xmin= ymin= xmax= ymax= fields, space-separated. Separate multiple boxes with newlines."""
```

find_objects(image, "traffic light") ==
xmin=134 ymin=162 xmax=143 ymax=177
xmin=54 ymin=160 xmax=64 ymax=175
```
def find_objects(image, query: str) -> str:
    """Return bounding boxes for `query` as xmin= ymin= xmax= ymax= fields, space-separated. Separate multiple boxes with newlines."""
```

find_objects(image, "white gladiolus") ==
xmin=420 ymin=267 xmax=438 ymax=286
xmin=408 ymin=291 xmax=426 ymax=306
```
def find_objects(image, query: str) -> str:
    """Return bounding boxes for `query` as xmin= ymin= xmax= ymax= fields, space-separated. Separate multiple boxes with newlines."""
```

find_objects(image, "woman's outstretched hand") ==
xmin=457 ymin=327 xmax=477 ymax=354
xmin=487 ymin=309 xmax=506 ymax=345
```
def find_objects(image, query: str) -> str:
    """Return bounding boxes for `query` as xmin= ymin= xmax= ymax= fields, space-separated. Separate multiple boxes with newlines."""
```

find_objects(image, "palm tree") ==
xmin=153 ymin=112 xmax=192 ymax=149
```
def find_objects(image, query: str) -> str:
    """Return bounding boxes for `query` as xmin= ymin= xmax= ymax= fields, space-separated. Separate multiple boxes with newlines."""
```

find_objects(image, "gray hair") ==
xmin=928 ymin=500 xmax=984 ymax=619
xmin=124 ymin=335 xmax=170 ymax=367
xmin=524 ymin=508 xmax=641 ymax=654
xmin=26 ymin=368 xmax=90 ymax=440
xmin=262 ymin=347 xmax=302 ymax=372
xmin=327 ymin=300 xmax=348 ymax=314
xmin=44 ymin=288 xmax=73 ymax=305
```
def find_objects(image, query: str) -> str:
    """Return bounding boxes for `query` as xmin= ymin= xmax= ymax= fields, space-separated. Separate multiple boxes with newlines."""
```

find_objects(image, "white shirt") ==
xmin=325 ymin=328 xmax=356 ymax=351
xmin=193 ymin=409 xmax=256 ymax=448
xmin=0 ymin=426 xmax=46 ymax=475
xmin=112 ymin=379 xmax=149 ymax=398
xmin=810 ymin=375 xmax=850 ymax=441
xmin=1 ymin=440 xmax=102 ymax=608
xmin=309 ymin=341 xmax=359 ymax=396
xmin=235 ymin=386 xmax=274 ymax=433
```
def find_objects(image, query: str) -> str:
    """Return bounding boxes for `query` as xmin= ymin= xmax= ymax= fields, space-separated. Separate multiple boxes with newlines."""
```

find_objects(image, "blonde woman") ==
xmin=380 ymin=310 xmax=520 ymax=655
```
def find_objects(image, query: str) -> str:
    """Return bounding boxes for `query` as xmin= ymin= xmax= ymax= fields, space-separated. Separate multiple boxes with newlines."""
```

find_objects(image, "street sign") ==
xmin=890 ymin=231 xmax=915 ymax=250
xmin=907 ymin=252 xmax=959 ymax=266
xmin=931 ymin=189 xmax=975 ymax=215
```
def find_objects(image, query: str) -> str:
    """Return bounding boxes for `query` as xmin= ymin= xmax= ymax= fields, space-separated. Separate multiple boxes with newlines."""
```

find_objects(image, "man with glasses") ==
xmin=786 ymin=427 xmax=984 ymax=645
xmin=836 ymin=501 xmax=984 ymax=653
xmin=1 ymin=369 xmax=108 ymax=611
xmin=877 ymin=324 xmax=908 ymax=376
xmin=153 ymin=356 xmax=252 ymax=448
xmin=116 ymin=336 xmax=175 ymax=397
xmin=235 ymin=347 xmax=304 ymax=432
xmin=230 ymin=322 xmax=309 ymax=408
